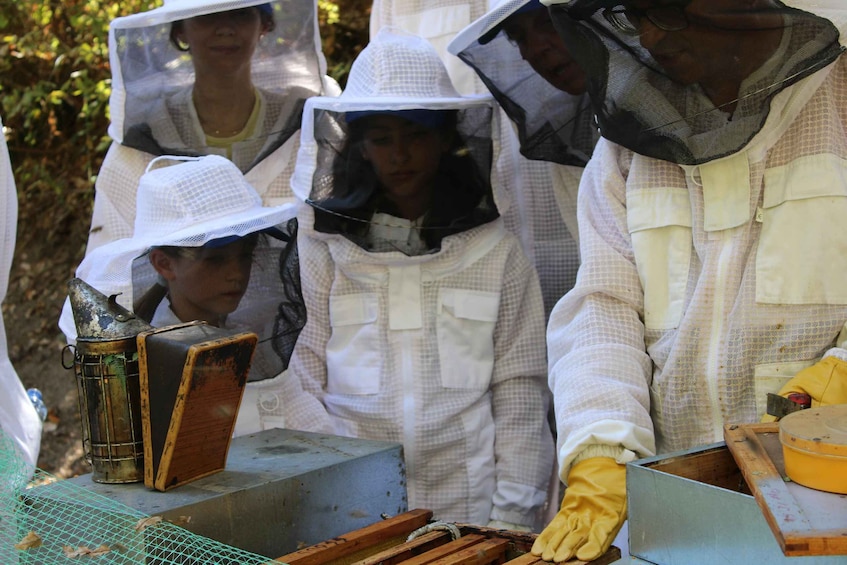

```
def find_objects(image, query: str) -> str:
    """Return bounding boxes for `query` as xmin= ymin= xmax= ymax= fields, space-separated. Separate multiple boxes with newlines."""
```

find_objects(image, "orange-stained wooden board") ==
xmin=351 ymin=530 xmax=453 ymax=565
xmin=400 ymin=535 xmax=493 ymax=565
xmin=276 ymin=509 xmax=434 ymax=565
xmin=421 ymin=537 xmax=509 ymax=564
xmin=724 ymin=422 xmax=847 ymax=556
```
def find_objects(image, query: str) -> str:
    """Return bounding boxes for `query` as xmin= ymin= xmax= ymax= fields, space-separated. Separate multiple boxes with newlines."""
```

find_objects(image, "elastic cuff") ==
xmin=572 ymin=444 xmax=635 ymax=467
xmin=823 ymin=347 xmax=847 ymax=363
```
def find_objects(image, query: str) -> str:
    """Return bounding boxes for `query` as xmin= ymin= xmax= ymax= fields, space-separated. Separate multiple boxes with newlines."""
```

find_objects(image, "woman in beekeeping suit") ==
xmin=85 ymin=0 xmax=337 ymax=254
xmin=273 ymin=27 xmax=555 ymax=530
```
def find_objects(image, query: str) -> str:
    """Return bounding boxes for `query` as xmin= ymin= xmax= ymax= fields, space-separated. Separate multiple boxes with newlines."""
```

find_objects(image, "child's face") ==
xmin=359 ymin=115 xmax=451 ymax=209
xmin=152 ymin=237 xmax=256 ymax=325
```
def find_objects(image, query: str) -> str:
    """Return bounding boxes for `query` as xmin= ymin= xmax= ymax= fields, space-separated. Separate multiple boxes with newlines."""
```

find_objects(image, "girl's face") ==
xmin=176 ymin=8 xmax=268 ymax=75
xmin=150 ymin=237 xmax=256 ymax=326
xmin=359 ymin=115 xmax=451 ymax=211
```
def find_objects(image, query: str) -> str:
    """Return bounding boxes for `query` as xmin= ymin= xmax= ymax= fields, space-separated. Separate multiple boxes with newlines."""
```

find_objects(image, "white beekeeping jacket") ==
xmin=545 ymin=1 xmax=847 ymax=478
xmin=274 ymin=28 xmax=554 ymax=528
xmin=86 ymin=0 xmax=336 ymax=254
xmin=372 ymin=0 xmax=584 ymax=317
xmin=0 ymin=117 xmax=41 ymax=477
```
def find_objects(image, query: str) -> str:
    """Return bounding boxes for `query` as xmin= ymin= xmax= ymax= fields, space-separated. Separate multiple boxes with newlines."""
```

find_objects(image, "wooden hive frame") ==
xmin=274 ymin=508 xmax=621 ymax=565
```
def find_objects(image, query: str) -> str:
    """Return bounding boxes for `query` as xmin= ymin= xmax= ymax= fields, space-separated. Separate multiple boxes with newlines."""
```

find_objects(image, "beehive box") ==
xmin=627 ymin=438 xmax=847 ymax=565
xmin=275 ymin=508 xmax=621 ymax=565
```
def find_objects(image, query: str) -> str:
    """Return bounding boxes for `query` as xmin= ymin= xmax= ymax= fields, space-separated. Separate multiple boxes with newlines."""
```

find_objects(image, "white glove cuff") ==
xmin=823 ymin=347 xmax=847 ymax=363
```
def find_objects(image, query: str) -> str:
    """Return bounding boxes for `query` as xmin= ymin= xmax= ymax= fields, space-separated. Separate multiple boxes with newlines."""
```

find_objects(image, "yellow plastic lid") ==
xmin=779 ymin=404 xmax=847 ymax=457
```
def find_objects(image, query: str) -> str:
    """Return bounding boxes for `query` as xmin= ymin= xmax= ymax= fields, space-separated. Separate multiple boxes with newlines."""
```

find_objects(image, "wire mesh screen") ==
xmin=0 ymin=428 xmax=280 ymax=564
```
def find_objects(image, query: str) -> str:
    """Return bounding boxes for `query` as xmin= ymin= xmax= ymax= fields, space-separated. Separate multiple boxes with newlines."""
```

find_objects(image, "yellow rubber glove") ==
xmin=777 ymin=355 xmax=847 ymax=407
xmin=531 ymin=457 xmax=626 ymax=563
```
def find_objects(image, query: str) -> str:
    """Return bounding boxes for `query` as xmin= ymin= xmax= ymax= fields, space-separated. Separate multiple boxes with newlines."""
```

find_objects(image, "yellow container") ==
xmin=779 ymin=404 xmax=847 ymax=494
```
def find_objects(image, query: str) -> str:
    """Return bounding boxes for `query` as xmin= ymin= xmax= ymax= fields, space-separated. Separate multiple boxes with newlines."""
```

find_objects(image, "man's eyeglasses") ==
xmin=602 ymin=5 xmax=688 ymax=35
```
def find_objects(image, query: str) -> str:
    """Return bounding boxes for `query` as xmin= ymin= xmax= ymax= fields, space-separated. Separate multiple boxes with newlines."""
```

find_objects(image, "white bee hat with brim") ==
xmin=69 ymin=154 xmax=297 ymax=317
xmin=291 ymin=26 xmax=500 ymax=205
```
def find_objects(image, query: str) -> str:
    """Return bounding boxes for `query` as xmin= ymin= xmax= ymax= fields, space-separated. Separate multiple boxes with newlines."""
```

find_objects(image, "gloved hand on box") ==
xmin=778 ymin=353 xmax=847 ymax=407
xmin=531 ymin=456 xmax=626 ymax=563
xmin=762 ymin=350 xmax=847 ymax=422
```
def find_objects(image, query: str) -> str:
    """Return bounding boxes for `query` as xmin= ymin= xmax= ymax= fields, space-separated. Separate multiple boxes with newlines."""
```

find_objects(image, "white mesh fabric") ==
xmin=548 ymin=52 xmax=847 ymax=476
xmin=274 ymin=205 xmax=554 ymax=527
xmin=0 ymin=117 xmax=41 ymax=475
xmin=345 ymin=29 xmax=461 ymax=100
xmin=87 ymin=133 xmax=302 ymax=252
xmin=135 ymin=155 xmax=267 ymax=245
xmin=369 ymin=0 xmax=489 ymax=95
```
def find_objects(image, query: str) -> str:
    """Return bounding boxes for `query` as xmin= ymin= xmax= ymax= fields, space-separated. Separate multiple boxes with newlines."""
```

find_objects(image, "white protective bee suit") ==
xmin=0 ymin=116 xmax=41 ymax=479
xmin=278 ymin=28 xmax=555 ymax=529
xmin=86 ymin=0 xmax=337 ymax=254
xmin=370 ymin=0 xmax=588 ymax=318
xmin=542 ymin=0 xmax=847 ymax=478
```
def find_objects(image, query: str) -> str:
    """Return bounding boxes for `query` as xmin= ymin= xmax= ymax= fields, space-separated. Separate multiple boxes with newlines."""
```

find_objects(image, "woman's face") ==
xmin=151 ymin=237 xmax=256 ymax=325
xmin=358 ymin=115 xmax=451 ymax=210
xmin=176 ymin=8 xmax=268 ymax=75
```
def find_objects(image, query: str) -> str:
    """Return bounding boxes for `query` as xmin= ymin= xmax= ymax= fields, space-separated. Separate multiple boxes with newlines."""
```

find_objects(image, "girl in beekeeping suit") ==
xmin=268 ymin=27 xmax=555 ymax=531
xmin=60 ymin=154 xmax=329 ymax=437
xmin=370 ymin=0 xmax=592 ymax=322
xmin=85 ymin=0 xmax=338 ymax=255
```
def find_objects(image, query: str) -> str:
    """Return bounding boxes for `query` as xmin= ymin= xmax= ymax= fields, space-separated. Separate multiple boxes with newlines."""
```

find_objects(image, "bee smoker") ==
xmin=65 ymin=278 xmax=153 ymax=483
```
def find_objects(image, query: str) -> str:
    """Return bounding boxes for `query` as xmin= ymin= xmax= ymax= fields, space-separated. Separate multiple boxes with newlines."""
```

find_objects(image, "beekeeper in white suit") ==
xmin=0 ymin=117 xmax=42 ymax=479
xmin=534 ymin=0 xmax=847 ymax=561
xmin=273 ymin=27 xmax=555 ymax=531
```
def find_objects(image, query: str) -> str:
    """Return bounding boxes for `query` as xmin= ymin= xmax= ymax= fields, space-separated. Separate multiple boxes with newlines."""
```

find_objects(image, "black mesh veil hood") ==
xmin=448 ymin=0 xmax=599 ymax=166
xmin=545 ymin=0 xmax=844 ymax=164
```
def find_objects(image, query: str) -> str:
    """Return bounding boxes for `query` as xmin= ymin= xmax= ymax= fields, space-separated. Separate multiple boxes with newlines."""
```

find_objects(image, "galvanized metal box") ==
xmin=65 ymin=428 xmax=407 ymax=558
xmin=627 ymin=442 xmax=846 ymax=565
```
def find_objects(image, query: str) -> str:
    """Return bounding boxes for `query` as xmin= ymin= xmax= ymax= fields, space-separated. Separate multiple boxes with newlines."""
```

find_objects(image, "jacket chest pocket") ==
xmin=327 ymin=293 xmax=381 ymax=395
xmin=628 ymin=188 xmax=693 ymax=330
xmin=757 ymin=154 xmax=847 ymax=305
xmin=437 ymin=289 xmax=500 ymax=390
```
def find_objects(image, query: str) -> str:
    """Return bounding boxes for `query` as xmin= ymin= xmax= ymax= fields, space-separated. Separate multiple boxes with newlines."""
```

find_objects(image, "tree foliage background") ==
xmin=0 ymin=0 xmax=370 ymax=474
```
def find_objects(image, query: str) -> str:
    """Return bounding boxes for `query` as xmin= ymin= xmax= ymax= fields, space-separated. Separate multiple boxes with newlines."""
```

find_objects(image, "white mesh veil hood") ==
xmin=291 ymin=27 xmax=506 ymax=239
xmin=541 ymin=0 xmax=845 ymax=165
xmin=108 ymin=0 xmax=326 ymax=165
xmin=447 ymin=0 xmax=599 ymax=166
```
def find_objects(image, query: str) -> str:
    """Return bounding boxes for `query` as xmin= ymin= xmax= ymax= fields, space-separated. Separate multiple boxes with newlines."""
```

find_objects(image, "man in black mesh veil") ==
xmin=533 ymin=0 xmax=847 ymax=561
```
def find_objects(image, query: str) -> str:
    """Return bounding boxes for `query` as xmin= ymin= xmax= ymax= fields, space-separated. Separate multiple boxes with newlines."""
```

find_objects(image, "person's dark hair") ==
xmin=169 ymin=5 xmax=276 ymax=52
xmin=314 ymin=110 xmax=499 ymax=251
